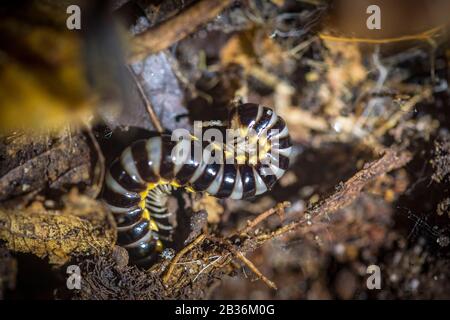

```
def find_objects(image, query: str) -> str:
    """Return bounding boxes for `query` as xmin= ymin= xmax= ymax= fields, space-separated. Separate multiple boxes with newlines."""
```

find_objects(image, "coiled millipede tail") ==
xmin=102 ymin=103 xmax=292 ymax=268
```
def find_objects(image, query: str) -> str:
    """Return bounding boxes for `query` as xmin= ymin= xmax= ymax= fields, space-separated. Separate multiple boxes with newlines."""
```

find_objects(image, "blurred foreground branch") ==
xmin=264 ymin=149 xmax=412 ymax=240
xmin=319 ymin=24 xmax=446 ymax=44
xmin=129 ymin=0 xmax=234 ymax=62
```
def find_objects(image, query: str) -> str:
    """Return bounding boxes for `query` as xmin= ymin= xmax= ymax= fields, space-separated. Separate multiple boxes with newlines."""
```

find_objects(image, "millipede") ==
xmin=102 ymin=103 xmax=292 ymax=268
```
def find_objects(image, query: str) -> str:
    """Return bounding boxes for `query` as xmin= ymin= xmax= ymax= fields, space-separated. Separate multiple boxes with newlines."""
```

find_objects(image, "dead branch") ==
xmin=261 ymin=149 xmax=413 ymax=241
xmin=129 ymin=0 xmax=234 ymax=62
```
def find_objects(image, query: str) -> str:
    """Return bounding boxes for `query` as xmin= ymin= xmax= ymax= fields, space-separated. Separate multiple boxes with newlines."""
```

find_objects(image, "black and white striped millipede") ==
xmin=102 ymin=103 xmax=292 ymax=268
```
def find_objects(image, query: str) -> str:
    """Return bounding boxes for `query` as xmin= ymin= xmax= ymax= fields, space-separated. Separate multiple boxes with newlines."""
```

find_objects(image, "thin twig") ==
xmin=319 ymin=24 xmax=446 ymax=44
xmin=206 ymin=234 xmax=277 ymax=290
xmin=224 ymin=242 xmax=277 ymax=290
xmin=82 ymin=121 xmax=105 ymax=198
xmin=236 ymin=251 xmax=277 ymax=290
xmin=127 ymin=66 xmax=164 ymax=133
xmin=129 ymin=0 xmax=234 ymax=62
xmin=238 ymin=201 xmax=290 ymax=236
xmin=163 ymin=233 xmax=206 ymax=284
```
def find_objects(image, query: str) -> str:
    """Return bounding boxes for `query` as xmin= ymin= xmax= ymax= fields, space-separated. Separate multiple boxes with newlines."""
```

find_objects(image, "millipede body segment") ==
xmin=102 ymin=103 xmax=292 ymax=267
